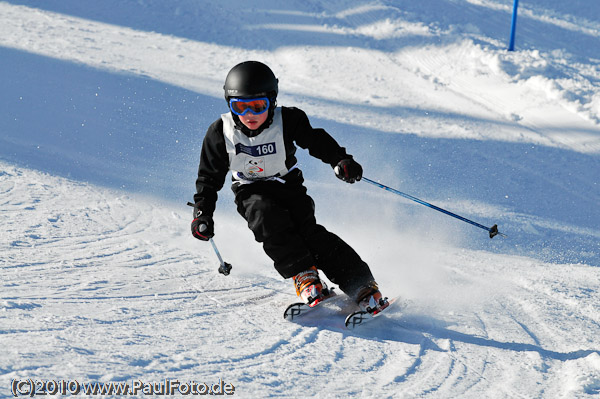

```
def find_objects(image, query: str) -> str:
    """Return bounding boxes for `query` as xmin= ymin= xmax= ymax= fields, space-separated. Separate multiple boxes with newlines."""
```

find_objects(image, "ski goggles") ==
xmin=229 ymin=97 xmax=270 ymax=116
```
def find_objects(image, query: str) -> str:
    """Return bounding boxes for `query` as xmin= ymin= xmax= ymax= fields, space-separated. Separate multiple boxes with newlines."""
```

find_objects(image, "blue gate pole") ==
xmin=508 ymin=0 xmax=519 ymax=51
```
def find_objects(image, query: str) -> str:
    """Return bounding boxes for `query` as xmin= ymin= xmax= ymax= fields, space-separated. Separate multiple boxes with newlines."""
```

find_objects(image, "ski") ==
xmin=283 ymin=289 xmax=337 ymax=321
xmin=344 ymin=296 xmax=401 ymax=329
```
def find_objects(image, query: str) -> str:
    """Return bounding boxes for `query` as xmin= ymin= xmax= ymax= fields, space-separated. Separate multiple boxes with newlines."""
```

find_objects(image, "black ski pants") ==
xmin=233 ymin=171 xmax=374 ymax=300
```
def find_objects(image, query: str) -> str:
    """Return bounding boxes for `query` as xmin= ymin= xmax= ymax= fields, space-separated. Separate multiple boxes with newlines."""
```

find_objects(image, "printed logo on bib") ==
xmin=235 ymin=142 xmax=277 ymax=157
xmin=244 ymin=158 xmax=266 ymax=178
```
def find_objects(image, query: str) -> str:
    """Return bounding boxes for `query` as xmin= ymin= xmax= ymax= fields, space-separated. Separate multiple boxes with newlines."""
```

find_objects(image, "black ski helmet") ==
xmin=223 ymin=61 xmax=278 ymax=100
xmin=223 ymin=61 xmax=279 ymax=137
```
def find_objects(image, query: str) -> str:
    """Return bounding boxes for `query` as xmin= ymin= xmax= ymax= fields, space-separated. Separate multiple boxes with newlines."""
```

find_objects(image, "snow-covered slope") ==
xmin=1 ymin=1 xmax=599 ymax=397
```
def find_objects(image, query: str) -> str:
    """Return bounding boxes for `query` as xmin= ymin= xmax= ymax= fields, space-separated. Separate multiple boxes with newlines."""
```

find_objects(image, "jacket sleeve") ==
xmin=193 ymin=119 xmax=229 ymax=216
xmin=282 ymin=107 xmax=352 ymax=168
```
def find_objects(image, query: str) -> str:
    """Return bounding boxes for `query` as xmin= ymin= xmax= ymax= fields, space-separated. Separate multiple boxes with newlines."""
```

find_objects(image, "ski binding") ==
xmin=283 ymin=288 xmax=337 ymax=321
xmin=344 ymin=296 xmax=399 ymax=329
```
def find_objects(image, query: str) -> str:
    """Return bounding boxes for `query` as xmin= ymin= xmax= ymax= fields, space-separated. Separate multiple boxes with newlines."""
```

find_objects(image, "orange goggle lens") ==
xmin=229 ymin=97 xmax=270 ymax=116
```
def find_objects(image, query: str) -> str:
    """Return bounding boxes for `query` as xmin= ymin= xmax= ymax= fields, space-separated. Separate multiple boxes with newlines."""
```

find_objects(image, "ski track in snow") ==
xmin=2 ymin=163 xmax=599 ymax=398
xmin=1 ymin=0 xmax=600 ymax=398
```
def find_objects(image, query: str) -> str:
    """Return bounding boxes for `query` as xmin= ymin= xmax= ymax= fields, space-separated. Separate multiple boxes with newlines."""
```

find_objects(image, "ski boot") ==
xmin=356 ymin=282 xmax=389 ymax=315
xmin=293 ymin=266 xmax=330 ymax=307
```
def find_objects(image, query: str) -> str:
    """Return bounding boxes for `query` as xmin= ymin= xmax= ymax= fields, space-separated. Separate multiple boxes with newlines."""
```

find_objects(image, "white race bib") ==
xmin=222 ymin=108 xmax=290 ymax=184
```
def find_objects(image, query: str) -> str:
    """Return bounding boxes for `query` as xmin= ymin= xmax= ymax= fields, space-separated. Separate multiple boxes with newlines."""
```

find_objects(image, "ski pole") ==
xmin=361 ymin=177 xmax=506 ymax=239
xmin=187 ymin=201 xmax=233 ymax=275
xmin=210 ymin=238 xmax=233 ymax=276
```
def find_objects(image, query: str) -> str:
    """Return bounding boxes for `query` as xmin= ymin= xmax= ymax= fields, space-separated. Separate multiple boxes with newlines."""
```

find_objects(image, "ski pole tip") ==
xmin=219 ymin=262 xmax=233 ymax=276
xmin=489 ymin=224 xmax=507 ymax=239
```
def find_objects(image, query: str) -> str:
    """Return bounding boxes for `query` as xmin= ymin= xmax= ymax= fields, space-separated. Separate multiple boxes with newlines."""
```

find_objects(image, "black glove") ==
xmin=334 ymin=158 xmax=363 ymax=184
xmin=191 ymin=208 xmax=214 ymax=241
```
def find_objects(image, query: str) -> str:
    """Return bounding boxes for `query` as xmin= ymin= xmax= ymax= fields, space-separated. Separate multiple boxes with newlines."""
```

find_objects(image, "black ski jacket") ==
xmin=193 ymin=106 xmax=352 ymax=215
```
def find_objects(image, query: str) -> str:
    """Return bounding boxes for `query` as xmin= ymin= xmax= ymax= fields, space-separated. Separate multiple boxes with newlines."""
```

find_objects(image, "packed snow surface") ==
xmin=1 ymin=0 xmax=599 ymax=398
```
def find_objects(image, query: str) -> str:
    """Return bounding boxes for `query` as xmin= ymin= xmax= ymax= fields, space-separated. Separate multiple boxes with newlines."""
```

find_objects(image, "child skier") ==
xmin=191 ymin=61 xmax=388 ymax=313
